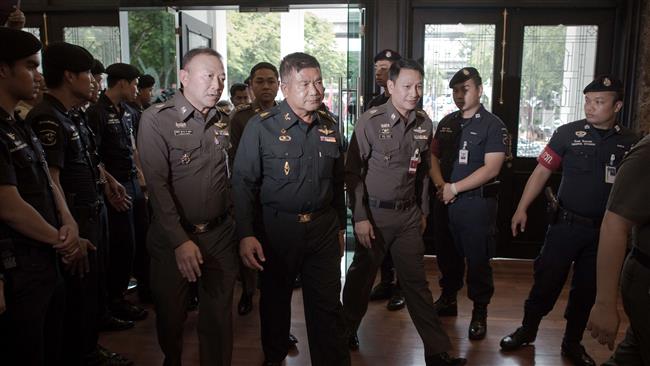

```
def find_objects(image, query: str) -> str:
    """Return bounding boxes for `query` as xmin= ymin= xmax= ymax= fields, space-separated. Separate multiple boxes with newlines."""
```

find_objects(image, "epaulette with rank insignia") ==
xmin=235 ymin=103 xmax=252 ymax=112
xmin=258 ymin=109 xmax=277 ymax=121
xmin=416 ymin=110 xmax=428 ymax=118
xmin=317 ymin=109 xmax=338 ymax=125
xmin=366 ymin=106 xmax=385 ymax=119
xmin=154 ymin=101 xmax=173 ymax=113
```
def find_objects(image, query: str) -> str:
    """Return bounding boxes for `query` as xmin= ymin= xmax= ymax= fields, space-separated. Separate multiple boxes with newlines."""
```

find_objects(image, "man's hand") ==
xmin=240 ymin=236 xmax=265 ymax=271
xmin=420 ymin=214 xmax=427 ymax=235
xmin=105 ymin=180 xmax=132 ymax=212
xmin=175 ymin=240 xmax=203 ymax=282
xmin=442 ymin=183 xmax=456 ymax=204
xmin=511 ymin=209 xmax=528 ymax=237
xmin=54 ymin=223 xmax=80 ymax=254
xmin=338 ymin=229 xmax=345 ymax=257
xmin=354 ymin=220 xmax=375 ymax=248
xmin=5 ymin=6 xmax=26 ymax=30
xmin=0 ymin=280 xmax=6 ymax=314
xmin=587 ymin=302 xmax=620 ymax=350
xmin=435 ymin=183 xmax=445 ymax=202
xmin=63 ymin=238 xmax=96 ymax=277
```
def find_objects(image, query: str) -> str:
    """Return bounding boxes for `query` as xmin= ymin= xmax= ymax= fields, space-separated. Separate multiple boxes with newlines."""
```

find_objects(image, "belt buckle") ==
xmin=194 ymin=223 xmax=209 ymax=234
xmin=298 ymin=213 xmax=312 ymax=223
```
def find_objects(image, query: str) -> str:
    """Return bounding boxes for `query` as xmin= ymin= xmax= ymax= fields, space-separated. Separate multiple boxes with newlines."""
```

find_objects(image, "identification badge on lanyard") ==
xmin=408 ymin=148 xmax=420 ymax=175
xmin=605 ymin=154 xmax=616 ymax=184
xmin=458 ymin=141 xmax=469 ymax=165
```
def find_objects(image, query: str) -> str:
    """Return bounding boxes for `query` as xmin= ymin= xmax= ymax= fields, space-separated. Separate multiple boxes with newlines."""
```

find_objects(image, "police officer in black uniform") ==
xmin=365 ymin=49 xmax=401 ymax=111
xmin=501 ymin=76 xmax=639 ymax=366
xmin=28 ymin=42 xmax=133 ymax=366
xmin=86 ymin=62 xmax=148 ymax=322
xmin=429 ymin=67 xmax=508 ymax=340
xmin=229 ymin=61 xmax=279 ymax=316
xmin=0 ymin=27 xmax=84 ymax=365
xmin=233 ymin=52 xmax=349 ymax=366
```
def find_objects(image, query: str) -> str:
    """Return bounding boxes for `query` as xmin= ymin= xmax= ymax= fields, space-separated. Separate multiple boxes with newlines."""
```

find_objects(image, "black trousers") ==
xmin=343 ymin=206 xmax=452 ymax=357
xmin=522 ymin=222 xmax=599 ymax=343
xmin=432 ymin=199 xmax=464 ymax=296
xmin=106 ymin=177 xmax=138 ymax=302
xmin=58 ymin=202 xmax=108 ymax=365
xmin=446 ymin=196 xmax=498 ymax=304
xmin=132 ymin=192 xmax=150 ymax=298
xmin=603 ymin=254 xmax=650 ymax=365
xmin=260 ymin=206 xmax=350 ymax=366
xmin=149 ymin=217 xmax=238 ymax=366
xmin=0 ymin=246 xmax=65 ymax=366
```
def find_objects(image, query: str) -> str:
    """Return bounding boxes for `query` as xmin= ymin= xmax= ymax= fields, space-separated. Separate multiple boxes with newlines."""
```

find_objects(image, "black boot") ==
xmin=468 ymin=303 xmax=487 ymax=340
xmin=386 ymin=286 xmax=405 ymax=311
xmin=561 ymin=342 xmax=596 ymax=366
xmin=500 ymin=326 xmax=537 ymax=351
xmin=434 ymin=293 xmax=457 ymax=317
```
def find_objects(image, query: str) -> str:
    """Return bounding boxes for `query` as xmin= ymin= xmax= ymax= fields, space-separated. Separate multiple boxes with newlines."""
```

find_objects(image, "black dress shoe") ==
xmin=434 ymin=295 xmax=458 ymax=317
xmin=500 ymin=326 xmax=537 ymax=351
xmin=110 ymin=299 xmax=148 ymax=321
xmin=85 ymin=345 xmax=134 ymax=366
xmin=468 ymin=310 xmax=487 ymax=340
xmin=238 ymin=292 xmax=253 ymax=315
xmin=561 ymin=342 xmax=596 ymax=366
xmin=425 ymin=352 xmax=467 ymax=365
xmin=369 ymin=282 xmax=392 ymax=301
xmin=288 ymin=334 xmax=299 ymax=348
xmin=348 ymin=333 xmax=359 ymax=350
xmin=386 ymin=292 xmax=405 ymax=311
xmin=99 ymin=315 xmax=135 ymax=332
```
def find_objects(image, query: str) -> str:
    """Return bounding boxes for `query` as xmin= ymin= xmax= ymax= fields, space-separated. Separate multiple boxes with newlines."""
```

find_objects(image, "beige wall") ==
xmin=634 ymin=0 xmax=650 ymax=134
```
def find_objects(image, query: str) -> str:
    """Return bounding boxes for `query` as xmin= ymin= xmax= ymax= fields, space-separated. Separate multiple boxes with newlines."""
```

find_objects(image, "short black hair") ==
xmin=230 ymin=83 xmax=247 ymax=96
xmin=279 ymin=52 xmax=320 ymax=82
xmin=250 ymin=62 xmax=279 ymax=80
xmin=181 ymin=47 xmax=222 ymax=69
xmin=388 ymin=59 xmax=424 ymax=82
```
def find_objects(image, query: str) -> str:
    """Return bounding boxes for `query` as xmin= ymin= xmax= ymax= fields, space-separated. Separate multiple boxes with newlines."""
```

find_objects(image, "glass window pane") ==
xmin=423 ymin=24 xmax=495 ymax=127
xmin=189 ymin=32 xmax=210 ymax=49
xmin=64 ymin=26 xmax=121 ymax=68
xmin=517 ymin=25 xmax=598 ymax=158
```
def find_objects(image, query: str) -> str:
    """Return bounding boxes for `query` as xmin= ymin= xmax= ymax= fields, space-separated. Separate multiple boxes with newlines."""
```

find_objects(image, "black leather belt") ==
xmin=556 ymin=208 xmax=602 ymax=228
xmin=368 ymin=197 xmax=415 ymax=210
xmin=182 ymin=213 xmax=228 ymax=234
xmin=631 ymin=247 xmax=650 ymax=270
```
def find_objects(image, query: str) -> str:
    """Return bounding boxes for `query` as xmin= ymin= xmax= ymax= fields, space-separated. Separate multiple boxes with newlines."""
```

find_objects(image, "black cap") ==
xmin=374 ymin=49 xmax=401 ymax=63
xmin=583 ymin=75 xmax=623 ymax=95
xmin=0 ymin=27 xmax=42 ymax=63
xmin=449 ymin=67 xmax=481 ymax=88
xmin=138 ymin=74 xmax=155 ymax=89
xmin=91 ymin=59 xmax=105 ymax=75
xmin=106 ymin=63 xmax=141 ymax=82
xmin=43 ymin=42 xmax=94 ymax=73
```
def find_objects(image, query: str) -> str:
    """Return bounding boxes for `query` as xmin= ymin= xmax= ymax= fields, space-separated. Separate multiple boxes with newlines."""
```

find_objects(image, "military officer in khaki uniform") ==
xmin=342 ymin=59 xmax=466 ymax=366
xmin=137 ymin=47 xmax=238 ymax=366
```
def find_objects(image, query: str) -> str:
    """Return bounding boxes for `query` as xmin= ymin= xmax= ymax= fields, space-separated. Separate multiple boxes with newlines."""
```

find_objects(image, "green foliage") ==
xmin=226 ymin=11 xmax=281 ymax=87
xmin=304 ymin=12 xmax=346 ymax=85
xmin=127 ymin=10 xmax=177 ymax=91
xmin=520 ymin=26 xmax=565 ymax=107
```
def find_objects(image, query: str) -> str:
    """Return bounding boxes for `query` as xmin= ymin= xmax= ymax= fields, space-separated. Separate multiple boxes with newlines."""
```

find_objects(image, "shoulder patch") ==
xmin=258 ymin=109 xmax=278 ymax=121
xmin=235 ymin=103 xmax=252 ymax=112
xmin=317 ymin=109 xmax=338 ymax=124
xmin=416 ymin=110 xmax=428 ymax=118
xmin=154 ymin=102 xmax=173 ymax=113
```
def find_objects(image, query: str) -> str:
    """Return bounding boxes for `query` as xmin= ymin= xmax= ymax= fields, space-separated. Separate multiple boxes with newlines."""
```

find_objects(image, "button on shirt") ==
xmin=431 ymin=105 xmax=508 ymax=183
xmin=86 ymin=93 xmax=137 ymax=181
xmin=537 ymin=120 xmax=639 ymax=218
xmin=29 ymin=94 xmax=100 ymax=205
xmin=137 ymin=92 xmax=232 ymax=248
xmin=346 ymin=100 xmax=433 ymax=222
xmin=0 ymin=109 xmax=59 ymax=241
xmin=232 ymin=100 xmax=345 ymax=239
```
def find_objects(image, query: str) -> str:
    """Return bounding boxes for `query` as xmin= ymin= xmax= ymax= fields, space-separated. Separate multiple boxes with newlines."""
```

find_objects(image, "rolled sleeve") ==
xmin=137 ymin=110 xmax=189 ymax=248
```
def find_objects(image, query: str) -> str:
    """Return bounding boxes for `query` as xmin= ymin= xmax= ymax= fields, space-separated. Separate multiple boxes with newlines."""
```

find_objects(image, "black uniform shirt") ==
xmin=0 ymin=109 xmax=59 ymax=241
xmin=538 ymin=120 xmax=639 ymax=218
xmin=29 ymin=94 xmax=99 ymax=205
xmin=137 ymin=92 xmax=231 ymax=248
xmin=86 ymin=93 xmax=137 ymax=181
xmin=606 ymin=134 xmax=650 ymax=253
xmin=346 ymin=99 xmax=433 ymax=222
xmin=232 ymin=100 xmax=345 ymax=239
xmin=431 ymin=104 xmax=508 ymax=183
xmin=365 ymin=93 xmax=389 ymax=111
xmin=229 ymin=100 xmax=277 ymax=154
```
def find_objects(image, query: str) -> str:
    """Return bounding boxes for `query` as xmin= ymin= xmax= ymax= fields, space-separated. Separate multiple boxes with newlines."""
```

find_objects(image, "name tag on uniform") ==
xmin=320 ymin=136 xmax=337 ymax=143
xmin=605 ymin=153 xmax=616 ymax=184
xmin=107 ymin=118 xmax=120 ymax=125
xmin=174 ymin=130 xmax=193 ymax=136
xmin=408 ymin=148 xmax=420 ymax=175
xmin=459 ymin=141 xmax=469 ymax=165
xmin=413 ymin=134 xmax=428 ymax=140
